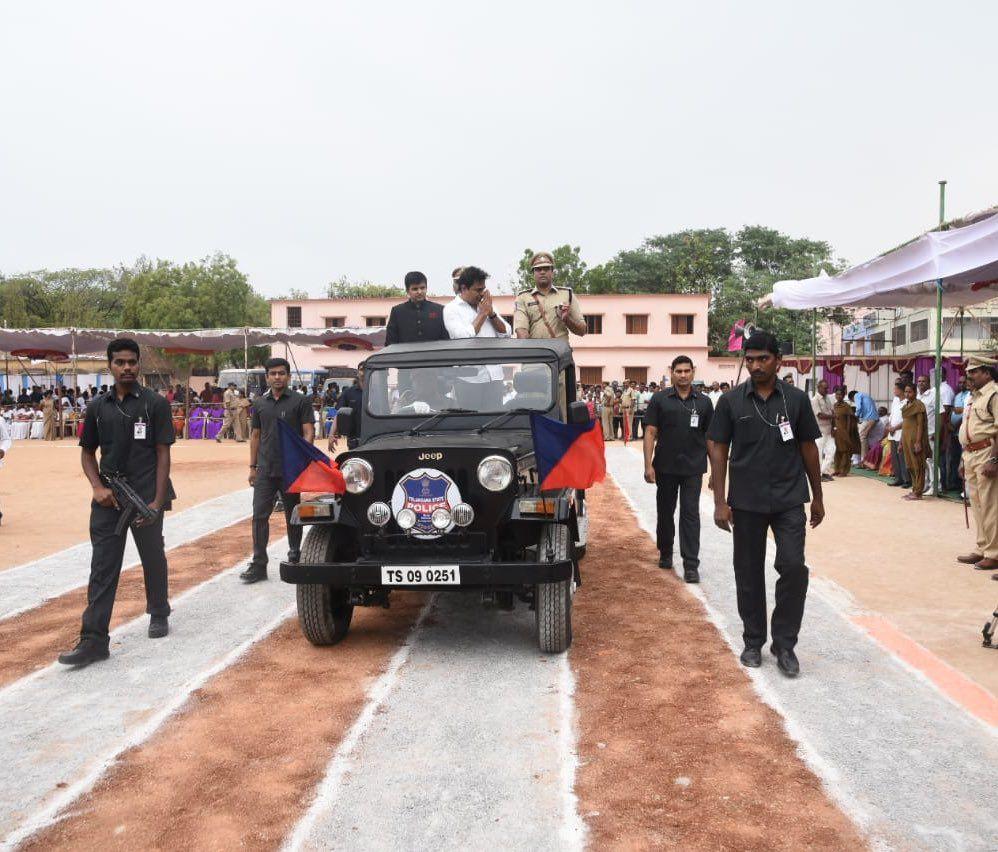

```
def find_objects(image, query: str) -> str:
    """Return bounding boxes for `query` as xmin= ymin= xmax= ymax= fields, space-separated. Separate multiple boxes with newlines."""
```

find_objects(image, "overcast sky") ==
xmin=2 ymin=1 xmax=996 ymax=298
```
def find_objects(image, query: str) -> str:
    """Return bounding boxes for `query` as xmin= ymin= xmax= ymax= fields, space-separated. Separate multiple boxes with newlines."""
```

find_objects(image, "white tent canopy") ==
xmin=770 ymin=210 xmax=998 ymax=309
xmin=0 ymin=326 xmax=385 ymax=358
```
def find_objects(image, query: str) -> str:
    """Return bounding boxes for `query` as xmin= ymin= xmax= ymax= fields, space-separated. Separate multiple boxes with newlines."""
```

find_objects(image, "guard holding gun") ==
xmin=58 ymin=338 xmax=176 ymax=668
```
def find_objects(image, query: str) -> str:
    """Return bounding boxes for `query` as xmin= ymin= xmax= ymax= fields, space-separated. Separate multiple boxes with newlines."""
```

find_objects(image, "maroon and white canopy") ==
xmin=0 ymin=326 xmax=385 ymax=357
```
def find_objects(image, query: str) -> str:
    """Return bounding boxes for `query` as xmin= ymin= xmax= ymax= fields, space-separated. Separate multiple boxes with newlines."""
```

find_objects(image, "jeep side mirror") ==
xmin=567 ymin=401 xmax=590 ymax=425
xmin=336 ymin=407 xmax=354 ymax=437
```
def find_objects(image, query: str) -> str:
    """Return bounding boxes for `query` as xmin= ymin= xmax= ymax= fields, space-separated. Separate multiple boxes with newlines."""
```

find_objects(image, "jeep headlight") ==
xmin=341 ymin=458 xmax=374 ymax=494
xmin=477 ymin=455 xmax=512 ymax=492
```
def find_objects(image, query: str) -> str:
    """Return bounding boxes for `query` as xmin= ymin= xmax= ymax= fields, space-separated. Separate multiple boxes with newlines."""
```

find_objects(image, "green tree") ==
xmin=325 ymin=276 xmax=404 ymax=299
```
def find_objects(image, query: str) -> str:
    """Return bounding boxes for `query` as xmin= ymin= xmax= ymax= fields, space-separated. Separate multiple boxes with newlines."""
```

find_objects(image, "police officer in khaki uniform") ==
xmin=600 ymin=382 xmax=615 ymax=440
xmin=216 ymin=383 xmax=243 ymax=442
xmin=956 ymin=354 xmax=998 ymax=573
xmin=513 ymin=252 xmax=587 ymax=342
xmin=234 ymin=389 xmax=251 ymax=441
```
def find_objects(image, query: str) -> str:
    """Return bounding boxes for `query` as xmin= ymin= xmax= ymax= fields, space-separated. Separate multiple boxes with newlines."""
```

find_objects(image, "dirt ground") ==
xmin=804 ymin=472 xmax=998 ymax=697
xmin=0 ymin=439 xmax=252 ymax=570
xmin=571 ymin=479 xmax=864 ymax=850
xmin=0 ymin=515 xmax=280 ymax=689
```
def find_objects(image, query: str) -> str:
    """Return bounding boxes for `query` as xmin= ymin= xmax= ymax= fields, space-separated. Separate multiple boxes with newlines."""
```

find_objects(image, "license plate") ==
xmin=380 ymin=565 xmax=461 ymax=586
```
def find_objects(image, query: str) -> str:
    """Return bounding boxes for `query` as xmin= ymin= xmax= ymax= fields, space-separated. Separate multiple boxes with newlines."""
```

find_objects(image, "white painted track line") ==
xmin=607 ymin=445 xmax=998 ymax=852
xmin=287 ymin=593 xmax=585 ymax=852
xmin=0 ymin=489 xmax=252 ymax=623
xmin=0 ymin=537 xmax=292 ymax=849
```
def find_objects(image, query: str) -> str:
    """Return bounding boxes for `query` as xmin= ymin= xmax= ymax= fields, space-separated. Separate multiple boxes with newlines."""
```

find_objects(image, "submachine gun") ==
xmin=983 ymin=603 xmax=998 ymax=649
xmin=104 ymin=474 xmax=158 ymax=535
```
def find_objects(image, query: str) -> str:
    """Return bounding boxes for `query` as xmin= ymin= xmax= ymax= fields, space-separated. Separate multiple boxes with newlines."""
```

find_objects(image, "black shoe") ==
xmin=148 ymin=615 xmax=169 ymax=639
xmin=240 ymin=565 xmax=268 ymax=584
xmin=683 ymin=566 xmax=700 ymax=583
xmin=772 ymin=647 xmax=800 ymax=678
xmin=887 ymin=479 xmax=902 ymax=487
xmin=287 ymin=549 xmax=301 ymax=565
xmin=658 ymin=554 xmax=673 ymax=569
xmin=821 ymin=474 xmax=834 ymax=483
xmin=739 ymin=647 xmax=762 ymax=667
xmin=58 ymin=638 xmax=110 ymax=667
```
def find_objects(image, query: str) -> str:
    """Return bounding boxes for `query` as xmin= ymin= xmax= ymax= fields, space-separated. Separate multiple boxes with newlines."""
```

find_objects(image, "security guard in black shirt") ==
xmin=384 ymin=271 xmax=450 ymax=345
xmin=58 ymin=338 xmax=176 ymax=668
xmin=643 ymin=355 xmax=713 ymax=583
xmin=707 ymin=331 xmax=824 ymax=678
xmin=329 ymin=363 xmax=365 ymax=452
xmin=242 ymin=357 xmax=316 ymax=584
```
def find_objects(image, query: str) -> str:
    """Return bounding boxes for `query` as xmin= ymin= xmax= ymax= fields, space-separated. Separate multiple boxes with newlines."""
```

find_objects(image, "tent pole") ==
xmin=810 ymin=309 xmax=817 ymax=393
xmin=243 ymin=328 xmax=249 ymax=391
xmin=932 ymin=180 xmax=946 ymax=497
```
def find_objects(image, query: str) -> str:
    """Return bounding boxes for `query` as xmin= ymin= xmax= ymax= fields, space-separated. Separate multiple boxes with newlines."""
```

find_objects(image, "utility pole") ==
xmin=932 ymin=180 xmax=946 ymax=496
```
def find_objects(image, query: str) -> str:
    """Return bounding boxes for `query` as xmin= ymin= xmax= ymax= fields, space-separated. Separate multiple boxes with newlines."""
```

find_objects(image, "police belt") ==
xmin=964 ymin=438 xmax=992 ymax=452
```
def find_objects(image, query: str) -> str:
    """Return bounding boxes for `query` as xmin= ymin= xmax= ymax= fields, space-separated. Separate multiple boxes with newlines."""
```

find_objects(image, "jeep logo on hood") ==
xmin=418 ymin=452 xmax=443 ymax=461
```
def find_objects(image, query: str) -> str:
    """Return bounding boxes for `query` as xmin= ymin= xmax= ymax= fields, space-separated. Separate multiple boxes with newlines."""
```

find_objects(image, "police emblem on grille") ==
xmin=391 ymin=467 xmax=462 ymax=539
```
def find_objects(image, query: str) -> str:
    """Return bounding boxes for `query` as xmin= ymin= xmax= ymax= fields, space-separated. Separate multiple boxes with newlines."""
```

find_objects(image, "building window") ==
xmin=365 ymin=316 xmax=387 ymax=327
xmin=910 ymin=319 xmax=929 ymax=342
xmin=624 ymin=367 xmax=648 ymax=384
xmin=579 ymin=366 xmax=603 ymax=386
xmin=286 ymin=306 xmax=302 ymax=328
xmin=324 ymin=316 xmax=345 ymax=328
xmin=670 ymin=314 xmax=694 ymax=334
xmin=584 ymin=314 xmax=603 ymax=334
xmin=893 ymin=325 xmax=906 ymax=346
xmin=870 ymin=331 xmax=886 ymax=352
xmin=625 ymin=314 xmax=648 ymax=334
xmin=989 ymin=317 xmax=998 ymax=339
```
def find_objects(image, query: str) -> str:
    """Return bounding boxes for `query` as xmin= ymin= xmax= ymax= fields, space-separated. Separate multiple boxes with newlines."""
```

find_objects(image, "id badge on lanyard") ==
xmin=134 ymin=420 xmax=147 ymax=440
xmin=779 ymin=419 xmax=793 ymax=442
xmin=690 ymin=412 xmax=699 ymax=428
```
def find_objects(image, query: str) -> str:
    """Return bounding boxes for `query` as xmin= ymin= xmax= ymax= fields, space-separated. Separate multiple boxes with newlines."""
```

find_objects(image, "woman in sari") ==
xmin=900 ymin=382 xmax=930 ymax=500
xmin=832 ymin=387 xmax=858 ymax=476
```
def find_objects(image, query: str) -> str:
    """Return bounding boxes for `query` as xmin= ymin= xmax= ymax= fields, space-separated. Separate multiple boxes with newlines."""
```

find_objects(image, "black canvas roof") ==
xmin=365 ymin=338 xmax=575 ymax=370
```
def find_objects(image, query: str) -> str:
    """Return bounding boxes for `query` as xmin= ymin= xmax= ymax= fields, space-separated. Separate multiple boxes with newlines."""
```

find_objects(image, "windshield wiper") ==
xmin=408 ymin=408 xmax=475 ymax=436
xmin=477 ymin=408 xmax=533 ymax=434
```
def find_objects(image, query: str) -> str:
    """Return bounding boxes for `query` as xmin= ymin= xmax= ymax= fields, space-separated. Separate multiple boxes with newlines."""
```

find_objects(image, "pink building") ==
xmin=271 ymin=293 xmax=732 ymax=385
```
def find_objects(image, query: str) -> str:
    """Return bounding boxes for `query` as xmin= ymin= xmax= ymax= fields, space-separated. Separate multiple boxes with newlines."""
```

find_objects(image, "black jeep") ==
xmin=279 ymin=338 xmax=590 ymax=653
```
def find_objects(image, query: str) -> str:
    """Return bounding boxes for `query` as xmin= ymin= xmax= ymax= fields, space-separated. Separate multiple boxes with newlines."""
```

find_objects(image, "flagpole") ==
xmin=932 ymin=180 xmax=946 ymax=497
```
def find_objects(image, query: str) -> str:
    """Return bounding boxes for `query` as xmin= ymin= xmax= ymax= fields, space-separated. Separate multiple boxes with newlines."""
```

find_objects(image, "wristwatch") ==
xmin=488 ymin=312 xmax=497 ymax=319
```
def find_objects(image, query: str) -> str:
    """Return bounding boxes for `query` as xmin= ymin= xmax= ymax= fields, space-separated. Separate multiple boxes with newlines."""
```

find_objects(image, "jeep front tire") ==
xmin=535 ymin=524 xmax=572 ymax=653
xmin=296 ymin=526 xmax=353 ymax=646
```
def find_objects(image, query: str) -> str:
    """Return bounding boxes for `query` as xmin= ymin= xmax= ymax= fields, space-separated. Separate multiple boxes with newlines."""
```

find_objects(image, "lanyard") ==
xmin=750 ymin=384 xmax=790 ymax=428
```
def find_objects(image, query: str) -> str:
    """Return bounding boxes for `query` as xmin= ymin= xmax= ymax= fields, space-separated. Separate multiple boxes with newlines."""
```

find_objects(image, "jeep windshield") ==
xmin=365 ymin=362 xmax=554 ymax=417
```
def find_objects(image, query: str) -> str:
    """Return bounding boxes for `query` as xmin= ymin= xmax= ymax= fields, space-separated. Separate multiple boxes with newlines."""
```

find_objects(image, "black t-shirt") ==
xmin=706 ymin=380 xmax=821 ymax=513
xmin=251 ymin=389 xmax=315 ymax=477
xmin=80 ymin=385 xmax=176 ymax=505
xmin=644 ymin=388 xmax=714 ymax=476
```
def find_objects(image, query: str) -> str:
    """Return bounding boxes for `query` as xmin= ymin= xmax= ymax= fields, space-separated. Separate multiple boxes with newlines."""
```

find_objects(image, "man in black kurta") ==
xmin=643 ymin=356 xmax=713 ymax=583
xmin=707 ymin=332 xmax=824 ymax=678
xmin=384 ymin=271 xmax=449 ymax=345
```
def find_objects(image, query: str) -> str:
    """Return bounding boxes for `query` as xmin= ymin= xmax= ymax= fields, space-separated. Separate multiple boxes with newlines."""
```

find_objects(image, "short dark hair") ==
xmin=264 ymin=357 xmax=291 ymax=373
xmin=742 ymin=330 xmax=781 ymax=356
xmin=404 ymin=271 xmax=427 ymax=290
xmin=671 ymin=355 xmax=693 ymax=370
xmin=457 ymin=266 xmax=489 ymax=291
xmin=107 ymin=337 xmax=140 ymax=363
xmin=847 ymin=390 xmax=856 ymax=400
xmin=720 ymin=382 xmax=730 ymax=390
xmin=902 ymin=382 xmax=916 ymax=391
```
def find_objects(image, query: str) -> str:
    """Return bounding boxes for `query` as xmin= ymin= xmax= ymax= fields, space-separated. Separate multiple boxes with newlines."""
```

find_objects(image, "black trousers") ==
xmin=890 ymin=440 xmax=910 ymax=486
xmin=81 ymin=503 xmax=170 ymax=643
xmin=731 ymin=507 xmax=809 ymax=652
xmin=251 ymin=476 xmax=302 ymax=570
xmin=655 ymin=473 xmax=702 ymax=569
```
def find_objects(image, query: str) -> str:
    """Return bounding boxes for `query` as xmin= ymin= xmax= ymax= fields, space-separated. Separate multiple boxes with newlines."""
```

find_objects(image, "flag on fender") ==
xmin=530 ymin=413 xmax=606 ymax=491
xmin=277 ymin=418 xmax=346 ymax=494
